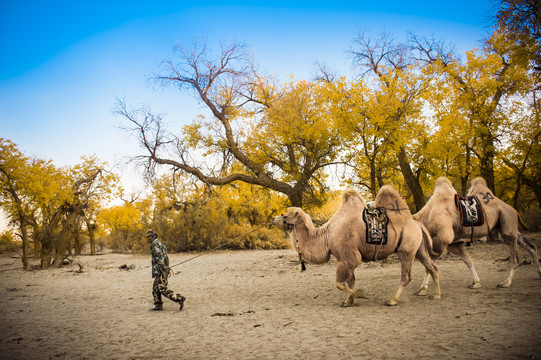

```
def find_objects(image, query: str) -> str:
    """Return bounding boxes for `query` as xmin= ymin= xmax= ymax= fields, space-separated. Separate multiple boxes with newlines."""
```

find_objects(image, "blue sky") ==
xmin=0 ymin=1 xmax=493 ymax=196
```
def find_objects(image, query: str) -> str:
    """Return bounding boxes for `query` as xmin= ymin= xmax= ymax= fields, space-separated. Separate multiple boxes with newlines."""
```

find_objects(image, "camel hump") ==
xmin=341 ymin=189 xmax=364 ymax=204
xmin=468 ymin=177 xmax=495 ymax=199
xmin=378 ymin=185 xmax=395 ymax=194
xmin=470 ymin=177 xmax=487 ymax=189
xmin=435 ymin=177 xmax=453 ymax=188
xmin=375 ymin=185 xmax=406 ymax=208
xmin=432 ymin=177 xmax=456 ymax=197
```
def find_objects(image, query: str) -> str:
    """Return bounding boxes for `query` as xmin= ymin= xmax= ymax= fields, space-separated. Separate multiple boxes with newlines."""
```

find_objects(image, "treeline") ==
xmin=97 ymin=174 xmax=292 ymax=254
xmin=0 ymin=143 xmax=292 ymax=269
xmin=0 ymin=143 xmax=121 ymax=268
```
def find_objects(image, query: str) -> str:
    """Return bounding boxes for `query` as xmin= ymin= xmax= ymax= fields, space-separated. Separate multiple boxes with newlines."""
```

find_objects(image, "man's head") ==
xmin=146 ymin=229 xmax=157 ymax=242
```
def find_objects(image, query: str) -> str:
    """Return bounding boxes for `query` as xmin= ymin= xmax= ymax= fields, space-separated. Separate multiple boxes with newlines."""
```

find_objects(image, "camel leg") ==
xmin=386 ymin=250 xmax=415 ymax=306
xmin=415 ymin=254 xmax=441 ymax=300
xmin=414 ymin=270 xmax=431 ymax=296
xmin=335 ymin=261 xmax=363 ymax=307
xmin=518 ymin=233 xmax=541 ymax=278
xmin=414 ymin=227 xmax=441 ymax=298
xmin=448 ymin=242 xmax=481 ymax=289
xmin=414 ymin=269 xmax=442 ymax=299
xmin=415 ymin=231 xmax=451 ymax=296
xmin=347 ymin=273 xmax=369 ymax=299
xmin=498 ymin=235 xmax=519 ymax=288
xmin=429 ymin=270 xmax=441 ymax=300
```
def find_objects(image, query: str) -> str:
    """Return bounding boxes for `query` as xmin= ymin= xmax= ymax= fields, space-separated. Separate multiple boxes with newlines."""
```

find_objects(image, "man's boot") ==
xmin=177 ymin=295 xmax=186 ymax=311
xmin=150 ymin=304 xmax=163 ymax=311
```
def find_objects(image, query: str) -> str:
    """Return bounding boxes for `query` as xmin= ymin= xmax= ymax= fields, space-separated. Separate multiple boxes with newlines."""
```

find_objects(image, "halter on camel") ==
xmin=281 ymin=215 xmax=306 ymax=272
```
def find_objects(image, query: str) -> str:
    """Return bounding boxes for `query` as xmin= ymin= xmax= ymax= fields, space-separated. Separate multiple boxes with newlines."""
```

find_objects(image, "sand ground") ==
xmin=1 ymin=234 xmax=541 ymax=360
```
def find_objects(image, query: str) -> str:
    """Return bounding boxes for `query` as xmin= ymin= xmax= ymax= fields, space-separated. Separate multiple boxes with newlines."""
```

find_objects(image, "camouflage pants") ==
xmin=152 ymin=270 xmax=182 ymax=306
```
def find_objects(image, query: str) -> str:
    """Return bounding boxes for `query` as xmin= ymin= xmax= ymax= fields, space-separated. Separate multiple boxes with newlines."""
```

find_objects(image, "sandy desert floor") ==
xmin=1 ymin=234 xmax=541 ymax=360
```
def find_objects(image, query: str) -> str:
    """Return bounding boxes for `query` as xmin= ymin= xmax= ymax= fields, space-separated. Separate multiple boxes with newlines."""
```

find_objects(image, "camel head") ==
xmin=272 ymin=207 xmax=318 ymax=237
xmin=272 ymin=207 xmax=304 ymax=231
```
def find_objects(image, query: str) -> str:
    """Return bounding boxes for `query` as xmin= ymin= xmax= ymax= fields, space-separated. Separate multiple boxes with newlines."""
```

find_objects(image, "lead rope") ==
xmin=169 ymin=221 xmax=270 ymax=270
xmin=290 ymin=218 xmax=306 ymax=272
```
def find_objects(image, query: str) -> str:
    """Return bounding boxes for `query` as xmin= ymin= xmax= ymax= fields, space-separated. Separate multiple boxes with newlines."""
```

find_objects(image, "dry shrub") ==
xmin=217 ymin=224 xmax=289 ymax=250
xmin=104 ymin=231 xmax=141 ymax=253
xmin=0 ymin=230 xmax=19 ymax=254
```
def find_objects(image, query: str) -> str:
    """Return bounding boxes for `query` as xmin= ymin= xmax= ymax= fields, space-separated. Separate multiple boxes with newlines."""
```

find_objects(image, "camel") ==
xmin=272 ymin=186 xmax=441 ymax=306
xmin=413 ymin=176 xmax=541 ymax=295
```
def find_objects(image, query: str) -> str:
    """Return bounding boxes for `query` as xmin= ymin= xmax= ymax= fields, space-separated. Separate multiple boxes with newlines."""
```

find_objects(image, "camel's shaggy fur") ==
xmin=414 ymin=176 xmax=541 ymax=294
xmin=272 ymin=186 xmax=441 ymax=307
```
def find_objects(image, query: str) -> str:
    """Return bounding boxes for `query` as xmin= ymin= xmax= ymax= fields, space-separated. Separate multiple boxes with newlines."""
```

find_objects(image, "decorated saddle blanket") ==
xmin=454 ymin=194 xmax=484 ymax=227
xmin=362 ymin=208 xmax=388 ymax=245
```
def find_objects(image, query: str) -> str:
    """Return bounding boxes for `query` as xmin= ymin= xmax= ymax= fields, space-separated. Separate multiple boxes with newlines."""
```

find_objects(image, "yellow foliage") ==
xmin=98 ymin=203 xmax=141 ymax=232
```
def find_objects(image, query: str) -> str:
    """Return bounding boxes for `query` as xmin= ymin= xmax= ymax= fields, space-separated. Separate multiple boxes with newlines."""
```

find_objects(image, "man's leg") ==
xmin=157 ymin=271 xmax=186 ymax=310
xmin=151 ymin=276 xmax=163 ymax=310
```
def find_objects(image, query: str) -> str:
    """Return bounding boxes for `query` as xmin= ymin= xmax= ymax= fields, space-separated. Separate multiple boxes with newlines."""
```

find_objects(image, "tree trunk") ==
xmin=512 ymin=175 xmax=522 ymax=210
xmin=83 ymin=215 xmax=97 ymax=256
xmin=459 ymin=145 xmax=472 ymax=195
xmin=33 ymin=238 xmax=40 ymax=260
xmin=53 ymin=210 xmax=79 ymax=267
xmin=523 ymin=177 xmax=541 ymax=208
xmin=377 ymin=173 xmax=385 ymax=190
xmin=88 ymin=222 xmax=97 ymax=256
xmin=396 ymin=146 xmax=426 ymax=211
xmin=459 ymin=176 xmax=469 ymax=196
xmin=19 ymin=216 xmax=29 ymax=270
xmin=5 ymin=183 xmax=30 ymax=269
xmin=478 ymin=130 xmax=495 ymax=193
xmin=40 ymin=236 xmax=52 ymax=269
xmin=369 ymin=159 xmax=378 ymax=198
xmin=289 ymin=191 xmax=303 ymax=208
xmin=74 ymin=227 xmax=81 ymax=256
xmin=68 ymin=228 xmax=73 ymax=256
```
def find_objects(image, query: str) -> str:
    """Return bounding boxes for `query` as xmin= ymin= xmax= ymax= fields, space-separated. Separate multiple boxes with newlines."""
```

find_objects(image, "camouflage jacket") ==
xmin=150 ymin=238 xmax=169 ymax=278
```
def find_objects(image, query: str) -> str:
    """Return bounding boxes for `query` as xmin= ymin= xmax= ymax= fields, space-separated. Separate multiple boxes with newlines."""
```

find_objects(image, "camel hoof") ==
xmin=414 ymin=289 xmax=428 ymax=296
xmin=429 ymin=294 xmax=441 ymax=300
xmin=498 ymin=282 xmax=511 ymax=288
xmin=385 ymin=300 xmax=398 ymax=306
xmin=354 ymin=290 xmax=369 ymax=299
xmin=341 ymin=295 xmax=355 ymax=307
xmin=468 ymin=282 xmax=481 ymax=289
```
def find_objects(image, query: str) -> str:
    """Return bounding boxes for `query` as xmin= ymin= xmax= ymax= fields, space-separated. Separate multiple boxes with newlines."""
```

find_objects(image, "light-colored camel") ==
xmin=414 ymin=176 xmax=541 ymax=295
xmin=272 ymin=186 xmax=441 ymax=306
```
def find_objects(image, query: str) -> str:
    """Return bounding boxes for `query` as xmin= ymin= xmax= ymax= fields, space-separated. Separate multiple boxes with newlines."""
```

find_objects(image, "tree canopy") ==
xmin=2 ymin=2 xmax=541 ymax=268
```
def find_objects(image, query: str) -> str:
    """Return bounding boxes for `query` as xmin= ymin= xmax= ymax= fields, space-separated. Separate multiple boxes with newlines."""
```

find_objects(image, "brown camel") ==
xmin=272 ymin=186 xmax=441 ymax=306
xmin=413 ymin=176 xmax=541 ymax=295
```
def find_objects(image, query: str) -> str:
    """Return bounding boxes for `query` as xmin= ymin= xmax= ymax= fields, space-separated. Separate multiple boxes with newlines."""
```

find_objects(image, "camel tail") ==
xmin=416 ymin=221 xmax=440 ymax=258
xmin=517 ymin=213 xmax=528 ymax=230
xmin=519 ymin=233 xmax=538 ymax=253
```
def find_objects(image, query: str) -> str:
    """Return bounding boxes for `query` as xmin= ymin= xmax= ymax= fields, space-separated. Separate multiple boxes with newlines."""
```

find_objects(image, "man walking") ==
xmin=147 ymin=229 xmax=186 ymax=311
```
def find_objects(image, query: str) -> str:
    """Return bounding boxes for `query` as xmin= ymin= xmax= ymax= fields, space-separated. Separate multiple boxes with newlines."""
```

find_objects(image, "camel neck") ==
xmin=291 ymin=217 xmax=331 ymax=265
